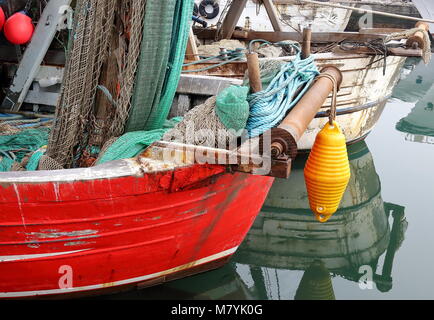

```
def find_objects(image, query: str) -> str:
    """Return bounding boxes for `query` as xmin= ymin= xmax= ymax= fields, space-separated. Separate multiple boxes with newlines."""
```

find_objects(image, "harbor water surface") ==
xmin=107 ymin=57 xmax=434 ymax=300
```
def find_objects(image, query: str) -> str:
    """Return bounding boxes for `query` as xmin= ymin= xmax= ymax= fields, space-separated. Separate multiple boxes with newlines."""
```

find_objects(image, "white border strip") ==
xmin=0 ymin=250 xmax=89 ymax=262
xmin=0 ymin=246 xmax=238 ymax=298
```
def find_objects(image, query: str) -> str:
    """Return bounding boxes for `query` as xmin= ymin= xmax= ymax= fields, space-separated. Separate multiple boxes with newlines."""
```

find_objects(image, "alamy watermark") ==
xmin=358 ymin=6 xmax=374 ymax=30
xmin=358 ymin=265 xmax=374 ymax=290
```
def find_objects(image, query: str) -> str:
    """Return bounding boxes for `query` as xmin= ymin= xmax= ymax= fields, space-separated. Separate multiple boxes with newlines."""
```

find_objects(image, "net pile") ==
xmin=47 ymin=0 xmax=117 ymax=168
xmin=126 ymin=0 xmax=194 ymax=132
xmin=163 ymin=45 xmax=319 ymax=148
xmin=46 ymin=0 xmax=194 ymax=168
xmin=0 ymin=126 xmax=51 ymax=172
xmin=103 ymin=0 xmax=147 ymax=140
xmin=163 ymin=96 xmax=240 ymax=148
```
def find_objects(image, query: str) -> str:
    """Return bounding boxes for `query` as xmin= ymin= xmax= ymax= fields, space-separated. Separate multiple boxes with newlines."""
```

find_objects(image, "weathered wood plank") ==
xmin=218 ymin=0 xmax=248 ymax=39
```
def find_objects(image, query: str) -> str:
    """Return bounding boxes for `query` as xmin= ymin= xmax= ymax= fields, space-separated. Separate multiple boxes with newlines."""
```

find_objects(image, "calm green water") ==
xmin=109 ymin=57 xmax=434 ymax=300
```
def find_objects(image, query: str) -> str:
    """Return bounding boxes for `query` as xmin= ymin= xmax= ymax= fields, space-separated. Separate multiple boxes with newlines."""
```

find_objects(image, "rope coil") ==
xmin=246 ymin=48 xmax=320 ymax=137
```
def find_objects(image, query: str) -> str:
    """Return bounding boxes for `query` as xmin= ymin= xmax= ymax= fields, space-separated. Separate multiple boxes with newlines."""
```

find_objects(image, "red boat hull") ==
xmin=0 ymin=162 xmax=273 ymax=298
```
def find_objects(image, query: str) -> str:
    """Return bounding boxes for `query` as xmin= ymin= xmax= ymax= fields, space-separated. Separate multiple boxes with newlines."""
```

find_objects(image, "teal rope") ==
xmin=246 ymin=52 xmax=320 ymax=138
xmin=182 ymin=55 xmax=244 ymax=73
xmin=182 ymin=49 xmax=245 ymax=73
xmin=26 ymin=151 xmax=44 ymax=171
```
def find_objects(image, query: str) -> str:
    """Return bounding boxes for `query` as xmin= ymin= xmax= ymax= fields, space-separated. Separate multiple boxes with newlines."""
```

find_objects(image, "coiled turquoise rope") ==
xmin=246 ymin=52 xmax=319 ymax=137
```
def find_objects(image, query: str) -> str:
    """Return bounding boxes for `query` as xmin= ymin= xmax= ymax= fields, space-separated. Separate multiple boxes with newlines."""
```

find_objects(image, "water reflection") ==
xmin=393 ymin=58 xmax=433 ymax=103
xmin=234 ymin=141 xmax=407 ymax=299
xmin=394 ymin=58 xmax=434 ymax=144
xmin=107 ymin=141 xmax=407 ymax=300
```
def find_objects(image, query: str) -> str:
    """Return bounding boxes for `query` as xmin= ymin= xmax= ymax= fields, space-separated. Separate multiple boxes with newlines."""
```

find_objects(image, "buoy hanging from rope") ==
xmin=0 ymin=7 xmax=5 ymax=31
xmin=304 ymin=75 xmax=351 ymax=223
xmin=4 ymin=11 xmax=34 ymax=45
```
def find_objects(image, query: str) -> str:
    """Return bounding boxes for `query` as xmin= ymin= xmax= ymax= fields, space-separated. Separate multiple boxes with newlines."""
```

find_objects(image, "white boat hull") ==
xmin=177 ymin=53 xmax=406 ymax=150
xmin=194 ymin=0 xmax=353 ymax=32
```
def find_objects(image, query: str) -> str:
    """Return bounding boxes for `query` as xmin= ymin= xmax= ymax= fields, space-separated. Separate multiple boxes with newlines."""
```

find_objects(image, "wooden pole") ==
xmin=186 ymin=28 xmax=200 ymax=61
xmin=218 ymin=0 xmax=249 ymax=40
xmin=246 ymin=52 xmax=262 ymax=93
xmin=302 ymin=27 xmax=312 ymax=59
xmin=262 ymin=0 xmax=283 ymax=32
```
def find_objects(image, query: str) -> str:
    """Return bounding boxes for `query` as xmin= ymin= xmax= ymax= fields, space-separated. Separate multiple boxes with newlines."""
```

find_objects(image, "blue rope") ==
xmin=246 ymin=53 xmax=320 ymax=138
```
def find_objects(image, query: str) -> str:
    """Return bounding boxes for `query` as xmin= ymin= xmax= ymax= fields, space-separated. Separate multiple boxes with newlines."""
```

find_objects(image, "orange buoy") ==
xmin=4 ymin=12 xmax=34 ymax=45
xmin=304 ymin=121 xmax=351 ymax=223
xmin=0 ymin=7 xmax=5 ymax=31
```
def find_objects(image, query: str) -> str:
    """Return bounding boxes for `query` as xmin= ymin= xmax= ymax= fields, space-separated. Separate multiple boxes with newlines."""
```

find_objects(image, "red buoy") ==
xmin=0 ymin=7 xmax=5 ymax=31
xmin=4 ymin=12 xmax=34 ymax=45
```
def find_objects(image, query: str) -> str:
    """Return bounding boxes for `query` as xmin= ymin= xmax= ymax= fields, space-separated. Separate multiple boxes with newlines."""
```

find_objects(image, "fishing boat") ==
xmin=193 ymin=0 xmax=355 ymax=33
xmin=180 ymin=39 xmax=412 ymax=150
xmin=0 ymin=155 xmax=274 ymax=299
xmin=346 ymin=0 xmax=421 ymax=31
xmin=178 ymin=0 xmax=433 ymax=150
xmin=193 ymin=0 xmax=424 ymax=34
xmin=0 ymin=0 xmax=427 ymax=299
xmin=0 ymin=0 xmax=280 ymax=299
xmin=235 ymin=141 xmax=408 ymax=296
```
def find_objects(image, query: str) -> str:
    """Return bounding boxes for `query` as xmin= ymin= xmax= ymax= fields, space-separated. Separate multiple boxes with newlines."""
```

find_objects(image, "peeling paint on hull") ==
xmin=0 ymin=163 xmax=274 ymax=298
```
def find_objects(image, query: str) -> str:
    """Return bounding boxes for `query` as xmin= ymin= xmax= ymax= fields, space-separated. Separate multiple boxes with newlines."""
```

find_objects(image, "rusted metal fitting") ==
xmin=268 ymin=66 xmax=343 ymax=160
xmin=302 ymin=27 xmax=312 ymax=59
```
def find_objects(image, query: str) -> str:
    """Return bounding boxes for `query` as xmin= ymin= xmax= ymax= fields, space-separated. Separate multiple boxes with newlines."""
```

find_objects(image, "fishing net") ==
xmin=163 ymin=96 xmax=239 ymax=148
xmin=162 ymin=43 xmax=318 ymax=148
xmin=47 ymin=0 xmax=193 ymax=168
xmin=215 ymin=85 xmax=250 ymax=133
xmin=0 ymin=128 xmax=50 ymax=172
xmin=102 ymin=0 xmax=147 ymax=139
xmin=46 ymin=0 xmax=117 ymax=168
xmin=96 ymin=118 xmax=182 ymax=164
xmin=126 ymin=0 xmax=194 ymax=132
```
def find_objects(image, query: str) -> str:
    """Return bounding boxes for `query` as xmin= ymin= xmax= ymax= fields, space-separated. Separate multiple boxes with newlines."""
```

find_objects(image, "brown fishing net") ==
xmin=47 ymin=0 xmax=117 ymax=167
xmin=162 ymin=96 xmax=238 ymax=148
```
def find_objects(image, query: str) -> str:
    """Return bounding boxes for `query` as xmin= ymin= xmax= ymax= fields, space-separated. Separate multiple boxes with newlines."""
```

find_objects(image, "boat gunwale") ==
xmin=0 ymin=157 xmax=193 ymax=185
xmin=0 ymin=95 xmax=388 ymax=184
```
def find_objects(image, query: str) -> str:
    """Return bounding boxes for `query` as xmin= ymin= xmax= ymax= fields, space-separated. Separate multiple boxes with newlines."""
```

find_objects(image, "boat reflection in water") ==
xmin=394 ymin=59 xmax=434 ymax=145
xmin=106 ymin=141 xmax=407 ymax=300
xmin=234 ymin=141 xmax=407 ymax=299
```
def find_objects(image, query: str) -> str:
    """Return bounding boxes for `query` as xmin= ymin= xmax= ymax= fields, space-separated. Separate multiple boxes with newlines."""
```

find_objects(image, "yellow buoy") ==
xmin=295 ymin=260 xmax=335 ymax=300
xmin=304 ymin=121 xmax=351 ymax=223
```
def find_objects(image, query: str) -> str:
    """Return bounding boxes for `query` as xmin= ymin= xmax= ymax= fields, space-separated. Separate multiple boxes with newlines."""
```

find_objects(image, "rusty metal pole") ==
xmin=270 ymin=66 xmax=343 ymax=159
xmin=407 ymin=21 xmax=430 ymax=50
xmin=302 ymin=27 xmax=312 ymax=60
xmin=246 ymin=52 xmax=263 ymax=93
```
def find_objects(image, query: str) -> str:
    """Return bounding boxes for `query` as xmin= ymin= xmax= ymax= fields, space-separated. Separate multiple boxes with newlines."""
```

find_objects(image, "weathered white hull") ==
xmin=194 ymin=0 xmax=353 ymax=32
xmin=298 ymin=53 xmax=405 ymax=149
